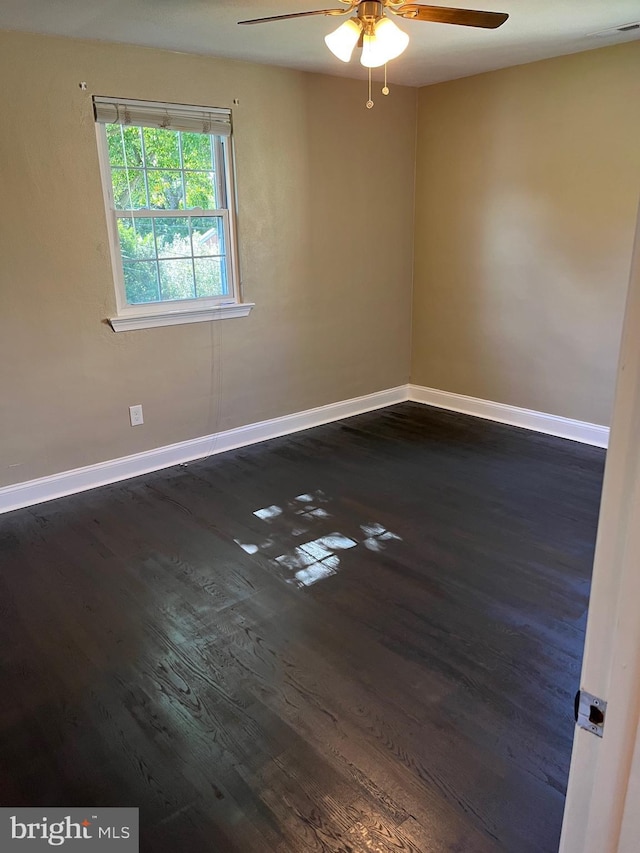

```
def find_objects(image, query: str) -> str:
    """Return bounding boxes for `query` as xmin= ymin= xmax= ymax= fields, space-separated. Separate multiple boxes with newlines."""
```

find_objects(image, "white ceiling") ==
xmin=0 ymin=0 xmax=638 ymax=86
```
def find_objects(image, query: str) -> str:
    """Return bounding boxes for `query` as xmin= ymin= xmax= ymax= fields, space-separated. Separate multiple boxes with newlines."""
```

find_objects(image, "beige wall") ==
xmin=0 ymin=30 xmax=416 ymax=486
xmin=412 ymin=43 xmax=640 ymax=425
xmin=2 ymin=32 xmax=638 ymax=491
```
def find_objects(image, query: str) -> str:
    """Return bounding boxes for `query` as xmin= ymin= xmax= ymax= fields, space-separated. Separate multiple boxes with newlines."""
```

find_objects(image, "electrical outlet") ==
xmin=129 ymin=404 xmax=144 ymax=426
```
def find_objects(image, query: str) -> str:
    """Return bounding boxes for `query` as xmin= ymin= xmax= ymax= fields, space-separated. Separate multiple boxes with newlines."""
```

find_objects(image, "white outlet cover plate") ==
xmin=129 ymin=405 xmax=144 ymax=426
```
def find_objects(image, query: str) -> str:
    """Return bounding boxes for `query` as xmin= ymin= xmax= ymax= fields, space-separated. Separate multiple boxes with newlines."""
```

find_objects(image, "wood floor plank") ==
xmin=0 ymin=403 xmax=604 ymax=851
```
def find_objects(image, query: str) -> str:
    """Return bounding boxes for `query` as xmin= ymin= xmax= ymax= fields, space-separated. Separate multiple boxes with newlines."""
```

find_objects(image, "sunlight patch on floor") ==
xmin=234 ymin=490 xmax=402 ymax=588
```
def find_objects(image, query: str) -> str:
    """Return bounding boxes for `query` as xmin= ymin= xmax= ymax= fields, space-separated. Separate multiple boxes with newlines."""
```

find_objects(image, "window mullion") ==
xmin=220 ymin=209 xmax=231 ymax=296
xmin=213 ymin=136 xmax=227 ymax=209
xmin=151 ymin=218 xmax=162 ymax=302
xmin=139 ymin=127 xmax=151 ymax=209
xmin=191 ymin=259 xmax=197 ymax=298
xmin=115 ymin=209 xmax=224 ymax=218
xmin=155 ymin=258 xmax=162 ymax=302
xmin=178 ymin=131 xmax=187 ymax=211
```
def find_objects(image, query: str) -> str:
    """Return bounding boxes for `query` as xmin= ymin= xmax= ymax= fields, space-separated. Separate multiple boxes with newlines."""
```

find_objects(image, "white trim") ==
xmin=1 ymin=383 xmax=610 ymax=515
xmin=0 ymin=386 xmax=408 ymax=515
xmin=109 ymin=302 xmax=254 ymax=331
xmin=114 ymin=208 xmax=229 ymax=218
xmin=95 ymin=114 xmax=241 ymax=322
xmin=408 ymin=384 xmax=609 ymax=448
xmin=559 ymin=199 xmax=640 ymax=853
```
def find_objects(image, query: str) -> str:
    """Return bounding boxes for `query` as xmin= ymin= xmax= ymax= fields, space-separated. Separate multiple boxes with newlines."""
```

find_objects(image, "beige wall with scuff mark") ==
xmin=0 ymin=30 xmax=416 ymax=486
xmin=412 ymin=42 xmax=640 ymax=425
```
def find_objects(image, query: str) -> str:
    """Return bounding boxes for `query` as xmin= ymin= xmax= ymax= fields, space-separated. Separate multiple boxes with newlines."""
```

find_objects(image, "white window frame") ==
xmin=94 ymin=98 xmax=253 ymax=332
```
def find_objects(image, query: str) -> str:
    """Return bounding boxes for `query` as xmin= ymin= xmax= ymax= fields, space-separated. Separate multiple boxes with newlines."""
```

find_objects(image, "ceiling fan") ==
xmin=238 ymin=1 xmax=508 ymax=32
xmin=238 ymin=2 xmax=508 ymax=105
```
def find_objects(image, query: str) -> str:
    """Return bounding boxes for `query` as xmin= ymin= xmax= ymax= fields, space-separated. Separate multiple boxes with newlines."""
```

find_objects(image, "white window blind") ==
xmin=93 ymin=96 xmax=232 ymax=137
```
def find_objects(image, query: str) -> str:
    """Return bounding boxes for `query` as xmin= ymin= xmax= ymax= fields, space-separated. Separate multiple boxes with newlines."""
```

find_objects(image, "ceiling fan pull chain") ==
xmin=366 ymin=66 xmax=374 ymax=109
xmin=382 ymin=63 xmax=389 ymax=95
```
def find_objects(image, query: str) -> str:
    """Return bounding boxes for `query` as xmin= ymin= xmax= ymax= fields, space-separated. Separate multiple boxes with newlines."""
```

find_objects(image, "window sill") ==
xmin=109 ymin=302 xmax=255 ymax=332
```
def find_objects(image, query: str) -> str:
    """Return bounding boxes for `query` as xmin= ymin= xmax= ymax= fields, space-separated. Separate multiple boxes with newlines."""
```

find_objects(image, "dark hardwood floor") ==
xmin=0 ymin=403 xmax=605 ymax=852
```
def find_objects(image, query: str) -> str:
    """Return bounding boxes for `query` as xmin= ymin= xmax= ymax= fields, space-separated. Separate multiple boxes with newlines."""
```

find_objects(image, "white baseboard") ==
xmin=0 ymin=385 xmax=408 ymax=515
xmin=0 ymin=383 xmax=608 ymax=515
xmin=408 ymin=384 xmax=609 ymax=448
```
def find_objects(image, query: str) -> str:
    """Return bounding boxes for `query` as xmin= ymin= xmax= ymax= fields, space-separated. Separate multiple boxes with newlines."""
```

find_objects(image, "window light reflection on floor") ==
xmin=234 ymin=490 xmax=402 ymax=588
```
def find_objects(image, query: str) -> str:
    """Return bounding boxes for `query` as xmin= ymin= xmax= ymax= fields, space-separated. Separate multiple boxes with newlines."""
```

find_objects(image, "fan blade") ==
xmin=394 ymin=5 xmax=508 ymax=28
xmin=238 ymin=8 xmax=346 ymax=24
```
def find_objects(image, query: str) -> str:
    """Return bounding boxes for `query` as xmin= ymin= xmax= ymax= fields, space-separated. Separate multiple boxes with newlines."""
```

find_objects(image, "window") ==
xmin=94 ymin=97 xmax=253 ymax=331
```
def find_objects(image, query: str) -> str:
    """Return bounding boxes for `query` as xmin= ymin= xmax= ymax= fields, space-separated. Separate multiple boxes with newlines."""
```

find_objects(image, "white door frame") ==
xmin=560 ymin=200 xmax=640 ymax=853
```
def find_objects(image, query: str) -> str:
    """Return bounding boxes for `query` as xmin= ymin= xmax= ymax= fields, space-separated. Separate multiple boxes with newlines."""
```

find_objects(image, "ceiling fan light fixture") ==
xmin=324 ymin=18 xmax=362 ymax=62
xmin=360 ymin=17 xmax=410 ymax=68
xmin=238 ymin=2 xmax=508 ymax=108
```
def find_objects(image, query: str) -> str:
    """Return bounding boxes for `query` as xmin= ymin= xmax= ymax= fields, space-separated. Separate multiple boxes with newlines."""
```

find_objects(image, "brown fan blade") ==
xmin=238 ymin=8 xmax=346 ymax=24
xmin=394 ymin=5 xmax=508 ymax=28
